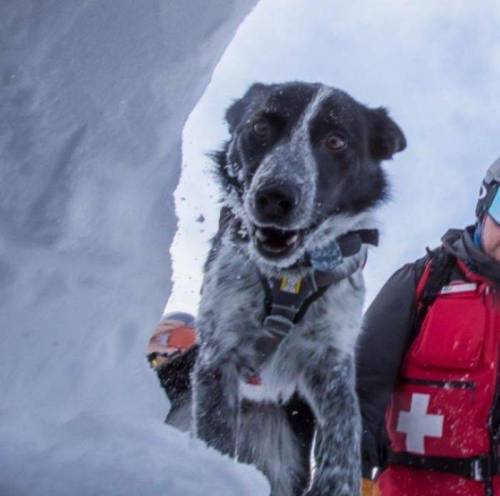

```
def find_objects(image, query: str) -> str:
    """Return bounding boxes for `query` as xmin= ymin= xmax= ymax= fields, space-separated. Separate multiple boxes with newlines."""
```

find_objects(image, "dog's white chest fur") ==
xmin=238 ymin=355 xmax=300 ymax=403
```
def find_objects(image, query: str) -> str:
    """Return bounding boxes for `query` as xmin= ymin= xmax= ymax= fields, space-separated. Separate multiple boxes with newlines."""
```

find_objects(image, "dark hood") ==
xmin=441 ymin=225 xmax=500 ymax=284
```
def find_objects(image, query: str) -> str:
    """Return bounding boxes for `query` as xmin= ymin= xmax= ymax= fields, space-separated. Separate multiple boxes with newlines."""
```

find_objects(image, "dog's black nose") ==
xmin=254 ymin=184 xmax=300 ymax=223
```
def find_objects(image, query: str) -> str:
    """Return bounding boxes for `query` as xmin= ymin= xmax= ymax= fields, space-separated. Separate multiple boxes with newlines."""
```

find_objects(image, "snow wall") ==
xmin=0 ymin=1 xmax=268 ymax=495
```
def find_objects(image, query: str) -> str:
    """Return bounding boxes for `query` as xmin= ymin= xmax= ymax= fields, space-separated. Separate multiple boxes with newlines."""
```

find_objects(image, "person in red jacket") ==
xmin=358 ymin=158 xmax=500 ymax=495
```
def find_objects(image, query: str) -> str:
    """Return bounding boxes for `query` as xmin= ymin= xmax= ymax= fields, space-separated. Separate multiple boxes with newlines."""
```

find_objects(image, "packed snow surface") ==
xmin=0 ymin=1 xmax=266 ymax=495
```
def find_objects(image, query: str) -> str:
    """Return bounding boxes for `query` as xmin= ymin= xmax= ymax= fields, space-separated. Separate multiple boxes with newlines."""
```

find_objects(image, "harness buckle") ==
xmin=471 ymin=455 xmax=493 ymax=482
xmin=255 ymin=316 xmax=294 ymax=364
xmin=263 ymin=315 xmax=294 ymax=335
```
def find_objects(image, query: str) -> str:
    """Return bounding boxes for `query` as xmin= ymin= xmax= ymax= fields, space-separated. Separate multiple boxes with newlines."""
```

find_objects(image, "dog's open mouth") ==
xmin=252 ymin=226 xmax=303 ymax=259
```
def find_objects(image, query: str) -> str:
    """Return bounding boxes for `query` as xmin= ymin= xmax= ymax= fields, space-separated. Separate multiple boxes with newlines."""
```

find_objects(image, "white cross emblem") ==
xmin=396 ymin=393 xmax=444 ymax=454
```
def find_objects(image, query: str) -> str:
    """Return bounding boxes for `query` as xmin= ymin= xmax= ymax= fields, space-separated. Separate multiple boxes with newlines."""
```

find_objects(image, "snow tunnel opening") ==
xmin=165 ymin=0 xmax=500 ymax=322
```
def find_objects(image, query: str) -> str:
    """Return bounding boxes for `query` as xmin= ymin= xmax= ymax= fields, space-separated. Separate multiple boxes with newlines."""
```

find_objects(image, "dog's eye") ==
xmin=325 ymin=134 xmax=347 ymax=152
xmin=252 ymin=119 xmax=271 ymax=138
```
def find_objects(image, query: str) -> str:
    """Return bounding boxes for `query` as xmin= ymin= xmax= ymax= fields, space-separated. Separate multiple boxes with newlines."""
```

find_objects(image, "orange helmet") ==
xmin=147 ymin=312 xmax=197 ymax=368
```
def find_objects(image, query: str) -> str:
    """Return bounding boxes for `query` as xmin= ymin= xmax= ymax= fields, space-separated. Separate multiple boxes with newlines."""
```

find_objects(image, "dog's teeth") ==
xmin=286 ymin=234 xmax=298 ymax=246
xmin=256 ymin=229 xmax=268 ymax=242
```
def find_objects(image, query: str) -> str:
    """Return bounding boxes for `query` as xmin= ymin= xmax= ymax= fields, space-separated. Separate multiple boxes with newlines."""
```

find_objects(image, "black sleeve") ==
xmin=156 ymin=346 xmax=198 ymax=401
xmin=356 ymin=259 xmax=426 ymax=478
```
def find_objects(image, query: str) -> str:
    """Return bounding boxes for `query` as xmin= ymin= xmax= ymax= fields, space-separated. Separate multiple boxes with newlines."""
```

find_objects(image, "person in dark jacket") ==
xmin=358 ymin=157 xmax=500 ymax=495
xmin=146 ymin=312 xmax=197 ymax=431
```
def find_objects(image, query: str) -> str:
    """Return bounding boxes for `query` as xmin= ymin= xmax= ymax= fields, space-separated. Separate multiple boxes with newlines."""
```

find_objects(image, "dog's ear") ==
xmin=225 ymin=83 xmax=268 ymax=134
xmin=368 ymin=107 xmax=407 ymax=160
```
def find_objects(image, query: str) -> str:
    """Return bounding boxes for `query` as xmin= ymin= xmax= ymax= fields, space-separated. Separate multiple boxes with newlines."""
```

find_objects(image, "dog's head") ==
xmin=213 ymin=82 xmax=406 ymax=269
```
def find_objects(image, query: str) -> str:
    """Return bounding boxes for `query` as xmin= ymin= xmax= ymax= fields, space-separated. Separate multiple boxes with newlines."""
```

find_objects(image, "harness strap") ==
xmin=309 ymin=229 xmax=378 ymax=271
xmin=421 ymin=248 xmax=457 ymax=302
xmin=337 ymin=229 xmax=379 ymax=256
xmin=254 ymin=229 xmax=378 ymax=366
xmin=256 ymin=272 xmax=329 ymax=363
xmin=411 ymin=247 xmax=456 ymax=340
xmin=388 ymin=451 xmax=498 ymax=482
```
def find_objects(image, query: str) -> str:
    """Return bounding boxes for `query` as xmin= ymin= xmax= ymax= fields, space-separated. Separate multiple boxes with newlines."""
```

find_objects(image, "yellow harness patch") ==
xmin=279 ymin=275 xmax=303 ymax=294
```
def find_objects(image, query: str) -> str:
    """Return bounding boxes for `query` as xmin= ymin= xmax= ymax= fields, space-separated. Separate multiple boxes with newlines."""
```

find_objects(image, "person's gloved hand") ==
xmin=147 ymin=313 xmax=197 ymax=370
xmin=361 ymin=478 xmax=381 ymax=496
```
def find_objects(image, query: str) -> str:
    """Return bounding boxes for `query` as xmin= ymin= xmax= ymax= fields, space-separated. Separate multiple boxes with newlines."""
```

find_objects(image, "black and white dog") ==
xmin=193 ymin=82 xmax=406 ymax=496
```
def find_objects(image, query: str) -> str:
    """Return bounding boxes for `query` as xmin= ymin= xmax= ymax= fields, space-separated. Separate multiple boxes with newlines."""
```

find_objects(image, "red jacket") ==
xmin=380 ymin=259 xmax=500 ymax=495
xmin=356 ymin=227 xmax=500 ymax=495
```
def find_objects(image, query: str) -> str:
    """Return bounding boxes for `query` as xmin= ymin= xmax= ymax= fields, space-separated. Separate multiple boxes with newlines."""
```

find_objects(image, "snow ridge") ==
xmin=0 ymin=1 xmax=265 ymax=495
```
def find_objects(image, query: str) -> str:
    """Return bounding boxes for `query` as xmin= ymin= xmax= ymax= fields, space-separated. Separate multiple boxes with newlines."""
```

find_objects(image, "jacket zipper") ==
xmin=402 ymin=377 xmax=476 ymax=390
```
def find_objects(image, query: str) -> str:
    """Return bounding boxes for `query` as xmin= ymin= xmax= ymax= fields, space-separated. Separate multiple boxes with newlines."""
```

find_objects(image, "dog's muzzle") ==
xmin=250 ymin=182 xmax=304 ymax=259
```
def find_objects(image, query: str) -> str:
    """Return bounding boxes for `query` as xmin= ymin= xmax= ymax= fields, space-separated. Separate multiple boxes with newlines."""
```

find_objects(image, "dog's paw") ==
xmin=228 ymin=344 xmax=260 ymax=379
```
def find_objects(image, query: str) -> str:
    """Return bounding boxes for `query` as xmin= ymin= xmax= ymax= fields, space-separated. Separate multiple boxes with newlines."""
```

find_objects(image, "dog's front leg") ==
xmin=192 ymin=349 xmax=239 ymax=457
xmin=301 ymin=352 xmax=361 ymax=496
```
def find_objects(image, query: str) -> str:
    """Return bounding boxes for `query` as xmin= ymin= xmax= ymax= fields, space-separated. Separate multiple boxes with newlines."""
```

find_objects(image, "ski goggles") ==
xmin=146 ymin=321 xmax=197 ymax=369
xmin=487 ymin=184 xmax=500 ymax=225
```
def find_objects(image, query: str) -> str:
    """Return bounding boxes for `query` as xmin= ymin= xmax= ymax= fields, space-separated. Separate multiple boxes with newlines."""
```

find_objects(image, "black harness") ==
xmin=387 ymin=451 xmax=499 ymax=483
xmin=254 ymin=229 xmax=379 ymax=366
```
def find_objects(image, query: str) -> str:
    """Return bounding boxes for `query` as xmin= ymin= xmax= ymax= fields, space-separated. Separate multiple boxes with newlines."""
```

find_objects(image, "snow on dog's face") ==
xmin=213 ymin=82 xmax=406 ymax=269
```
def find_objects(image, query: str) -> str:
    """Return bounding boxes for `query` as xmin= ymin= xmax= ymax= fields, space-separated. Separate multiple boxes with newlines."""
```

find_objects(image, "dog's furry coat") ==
xmin=192 ymin=82 xmax=406 ymax=496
